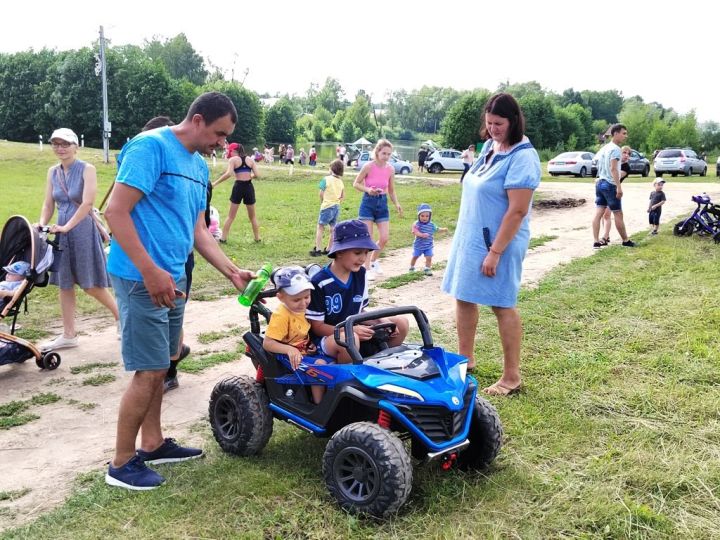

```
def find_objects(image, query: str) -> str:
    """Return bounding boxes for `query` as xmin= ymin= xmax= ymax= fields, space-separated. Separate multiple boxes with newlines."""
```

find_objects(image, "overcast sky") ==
xmin=2 ymin=0 xmax=718 ymax=122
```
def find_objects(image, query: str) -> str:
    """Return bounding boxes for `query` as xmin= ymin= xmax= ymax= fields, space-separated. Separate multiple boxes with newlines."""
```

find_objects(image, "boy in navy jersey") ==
xmin=307 ymin=220 xmax=409 ymax=363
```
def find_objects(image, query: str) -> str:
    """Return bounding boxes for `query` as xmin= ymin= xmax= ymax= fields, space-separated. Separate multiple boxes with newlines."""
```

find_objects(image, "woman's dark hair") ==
xmin=235 ymin=143 xmax=246 ymax=157
xmin=480 ymin=93 xmax=525 ymax=146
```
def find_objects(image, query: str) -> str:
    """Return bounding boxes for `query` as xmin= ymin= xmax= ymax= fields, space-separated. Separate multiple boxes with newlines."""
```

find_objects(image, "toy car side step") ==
xmin=425 ymin=439 xmax=470 ymax=463
xmin=269 ymin=403 xmax=326 ymax=434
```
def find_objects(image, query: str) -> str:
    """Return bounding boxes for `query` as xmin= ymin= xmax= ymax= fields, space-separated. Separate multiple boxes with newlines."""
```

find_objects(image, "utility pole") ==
xmin=97 ymin=26 xmax=111 ymax=163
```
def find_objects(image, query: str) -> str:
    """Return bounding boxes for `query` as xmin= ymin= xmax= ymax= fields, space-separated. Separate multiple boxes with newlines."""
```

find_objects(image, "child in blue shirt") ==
xmin=307 ymin=219 xmax=409 ymax=363
xmin=409 ymin=203 xmax=447 ymax=275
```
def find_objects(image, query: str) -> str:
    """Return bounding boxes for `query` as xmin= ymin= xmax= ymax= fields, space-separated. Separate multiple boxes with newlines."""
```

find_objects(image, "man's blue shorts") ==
xmin=318 ymin=205 xmax=340 ymax=226
xmin=595 ymin=179 xmax=622 ymax=212
xmin=111 ymin=274 xmax=186 ymax=372
xmin=358 ymin=193 xmax=390 ymax=223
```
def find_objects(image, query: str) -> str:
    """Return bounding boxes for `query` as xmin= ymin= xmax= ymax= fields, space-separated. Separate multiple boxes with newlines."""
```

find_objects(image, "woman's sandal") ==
xmin=483 ymin=381 xmax=523 ymax=396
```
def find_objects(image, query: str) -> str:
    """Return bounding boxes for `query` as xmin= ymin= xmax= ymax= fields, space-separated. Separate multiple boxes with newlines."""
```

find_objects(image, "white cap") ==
xmin=273 ymin=266 xmax=314 ymax=295
xmin=50 ymin=128 xmax=78 ymax=145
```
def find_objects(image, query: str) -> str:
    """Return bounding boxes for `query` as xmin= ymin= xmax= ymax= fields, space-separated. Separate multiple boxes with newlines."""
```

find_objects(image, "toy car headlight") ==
xmin=377 ymin=384 xmax=424 ymax=401
xmin=458 ymin=362 xmax=467 ymax=382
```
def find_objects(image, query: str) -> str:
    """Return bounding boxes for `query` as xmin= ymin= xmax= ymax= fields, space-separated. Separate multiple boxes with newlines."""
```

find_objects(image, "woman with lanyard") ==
xmin=39 ymin=128 xmax=119 ymax=350
xmin=214 ymin=142 xmax=261 ymax=243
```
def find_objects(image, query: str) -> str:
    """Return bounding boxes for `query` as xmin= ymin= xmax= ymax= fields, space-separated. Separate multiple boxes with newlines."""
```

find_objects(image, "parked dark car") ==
xmin=591 ymin=149 xmax=651 ymax=177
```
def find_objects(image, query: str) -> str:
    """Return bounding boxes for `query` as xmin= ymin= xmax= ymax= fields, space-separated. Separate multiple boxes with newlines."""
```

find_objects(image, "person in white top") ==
xmin=460 ymin=144 xmax=475 ymax=182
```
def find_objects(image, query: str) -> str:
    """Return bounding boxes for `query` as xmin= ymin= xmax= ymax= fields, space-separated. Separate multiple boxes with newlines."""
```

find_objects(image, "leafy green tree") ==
xmin=316 ymin=77 xmax=345 ymax=114
xmin=618 ymin=100 xmax=663 ymax=153
xmin=0 ymin=49 xmax=60 ymax=141
xmin=264 ymin=97 xmax=296 ymax=143
xmin=559 ymin=88 xmax=586 ymax=108
xmin=204 ymin=80 xmax=264 ymax=143
xmin=582 ymin=89 xmax=624 ymax=123
xmin=440 ymin=90 xmax=491 ymax=150
xmin=519 ymin=94 xmax=561 ymax=149
xmin=313 ymin=105 xmax=332 ymax=126
xmin=344 ymin=95 xmax=373 ymax=137
xmin=39 ymin=48 xmax=104 ymax=147
xmin=668 ymin=111 xmax=700 ymax=150
xmin=497 ymin=80 xmax=544 ymax=100
xmin=144 ymin=33 xmax=207 ymax=85
xmin=699 ymin=121 xmax=720 ymax=152
xmin=556 ymin=103 xmax=594 ymax=148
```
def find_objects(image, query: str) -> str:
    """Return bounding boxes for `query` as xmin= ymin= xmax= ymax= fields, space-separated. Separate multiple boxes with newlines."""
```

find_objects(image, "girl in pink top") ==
xmin=353 ymin=139 xmax=403 ymax=276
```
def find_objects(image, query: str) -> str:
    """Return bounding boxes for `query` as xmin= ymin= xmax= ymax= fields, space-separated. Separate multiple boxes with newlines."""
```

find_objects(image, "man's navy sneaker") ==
xmin=105 ymin=455 xmax=164 ymax=490
xmin=136 ymin=438 xmax=203 ymax=465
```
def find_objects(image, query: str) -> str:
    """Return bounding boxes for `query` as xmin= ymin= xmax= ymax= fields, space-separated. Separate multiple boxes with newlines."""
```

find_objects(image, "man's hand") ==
xmin=143 ymin=266 xmax=178 ymax=308
xmin=229 ymin=269 xmax=254 ymax=291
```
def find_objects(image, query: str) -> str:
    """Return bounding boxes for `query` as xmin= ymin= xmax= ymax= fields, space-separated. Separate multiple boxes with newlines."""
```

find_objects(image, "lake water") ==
xmin=262 ymin=141 xmax=431 ymax=163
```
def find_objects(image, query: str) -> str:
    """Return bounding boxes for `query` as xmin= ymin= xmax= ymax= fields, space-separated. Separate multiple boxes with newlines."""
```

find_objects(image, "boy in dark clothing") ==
xmin=648 ymin=178 xmax=667 ymax=235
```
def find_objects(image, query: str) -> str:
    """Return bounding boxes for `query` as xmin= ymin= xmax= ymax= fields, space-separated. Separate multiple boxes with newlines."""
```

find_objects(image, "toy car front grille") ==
xmin=402 ymin=388 xmax=473 ymax=443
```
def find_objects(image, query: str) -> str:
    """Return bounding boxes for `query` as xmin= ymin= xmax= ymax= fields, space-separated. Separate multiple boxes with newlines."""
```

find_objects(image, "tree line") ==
xmin=1 ymin=34 xmax=718 ymax=156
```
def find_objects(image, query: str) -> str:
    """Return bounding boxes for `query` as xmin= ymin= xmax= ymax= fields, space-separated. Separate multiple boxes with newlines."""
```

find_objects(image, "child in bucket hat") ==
xmin=409 ymin=203 xmax=447 ymax=275
xmin=306 ymin=220 xmax=409 ymax=363
xmin=263 ymin=266 xmax=327 ymax=403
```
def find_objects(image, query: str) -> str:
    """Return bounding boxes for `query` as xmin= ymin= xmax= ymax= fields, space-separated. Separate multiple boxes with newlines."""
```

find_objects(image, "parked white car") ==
xmin=425 ymin=149 xmax=464 ymax=173
xmin=548 ymin=151 xmax=595 ymax=178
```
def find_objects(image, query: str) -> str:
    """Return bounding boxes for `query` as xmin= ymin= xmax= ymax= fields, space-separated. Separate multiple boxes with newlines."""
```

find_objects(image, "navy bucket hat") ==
xmin=327 ymin=220 xmax=379 ymax=258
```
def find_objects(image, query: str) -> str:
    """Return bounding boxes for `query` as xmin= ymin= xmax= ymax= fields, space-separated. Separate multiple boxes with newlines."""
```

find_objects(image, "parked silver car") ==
xmin=654 ymin=148 xmax=707 ymax=177
xmin=354 ymin=151 xmax=413 ymax=174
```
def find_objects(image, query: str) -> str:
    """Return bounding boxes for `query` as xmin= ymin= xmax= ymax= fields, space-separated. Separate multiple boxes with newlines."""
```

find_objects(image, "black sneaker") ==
xmin=105 ymin=455 xmax=164 ymax=490
xmin=309 ymin=248 xmax=322 ymax=257
xmin=622 ymin=240 xmax=636 ymax=247
xmin=136 ymin=438 xmax=203 ymax=465
xmin=593 ymin=242 xmax=603 ymax=249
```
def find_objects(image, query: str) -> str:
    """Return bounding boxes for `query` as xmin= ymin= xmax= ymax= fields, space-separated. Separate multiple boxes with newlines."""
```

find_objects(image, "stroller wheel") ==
xmin=39 ymin=352 xmax=61 ymax=370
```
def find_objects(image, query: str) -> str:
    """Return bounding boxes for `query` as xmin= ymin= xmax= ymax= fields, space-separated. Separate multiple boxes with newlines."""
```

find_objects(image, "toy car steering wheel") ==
xmin=370 ymin=322 xmax=396 ymax=345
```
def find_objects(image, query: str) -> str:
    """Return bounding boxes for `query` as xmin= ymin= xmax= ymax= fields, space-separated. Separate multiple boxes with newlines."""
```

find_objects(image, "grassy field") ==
xmin=0 ymin=141 xmax=465 ymax=334
xmin=2 ymin=141 xmax=720 ymax=538
xmin=2 ymin=214 xmax=719 ymax=538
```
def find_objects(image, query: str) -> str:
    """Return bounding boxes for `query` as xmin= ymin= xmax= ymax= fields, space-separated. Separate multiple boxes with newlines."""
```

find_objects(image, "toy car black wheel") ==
xmin=323 ymin=421 xmax=412 ymax=518
xmin=713 ymin=231 xmax=720 ymax=244
xmin=39 ymin=352 xmax=61 ymax=370
xmin=673 ymin=221 xmax=694 ymax=237
xmin=456 ymin=395 xmax=503 ymax=470
xmin=209 ymin=376 xmax=273 ymax=456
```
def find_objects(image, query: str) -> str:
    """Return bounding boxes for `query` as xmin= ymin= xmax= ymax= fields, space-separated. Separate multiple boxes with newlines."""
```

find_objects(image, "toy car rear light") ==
xmin=566 ymin=161 xmax=577 ymax=165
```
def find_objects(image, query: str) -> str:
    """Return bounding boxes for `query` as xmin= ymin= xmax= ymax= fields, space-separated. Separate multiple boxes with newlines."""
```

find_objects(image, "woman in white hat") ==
xmin=38 ymin=128 xmax=119 ymax=349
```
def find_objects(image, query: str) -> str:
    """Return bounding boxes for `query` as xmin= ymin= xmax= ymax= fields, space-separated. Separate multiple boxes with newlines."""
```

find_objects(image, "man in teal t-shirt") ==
xmin=104 ymin=92 xmax=253 ymax=491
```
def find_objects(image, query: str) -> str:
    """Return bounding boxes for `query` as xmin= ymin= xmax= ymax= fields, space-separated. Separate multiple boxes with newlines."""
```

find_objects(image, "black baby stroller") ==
xmin=0 ymin=215 xmax=62 ymax=370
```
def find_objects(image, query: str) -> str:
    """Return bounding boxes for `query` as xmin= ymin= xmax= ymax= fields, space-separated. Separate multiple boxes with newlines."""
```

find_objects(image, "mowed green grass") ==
xmin=3 ymin=219 xmax=720 ymax=538
xmin=0 ymin=140 xmax=463 ymax=330
xmin=2 ymin=141 xmax=719 ymax=537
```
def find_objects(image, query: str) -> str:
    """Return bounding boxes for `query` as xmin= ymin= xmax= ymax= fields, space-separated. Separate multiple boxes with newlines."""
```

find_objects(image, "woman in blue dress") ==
xmin=442 ymin=93 xmax=541 ymax=396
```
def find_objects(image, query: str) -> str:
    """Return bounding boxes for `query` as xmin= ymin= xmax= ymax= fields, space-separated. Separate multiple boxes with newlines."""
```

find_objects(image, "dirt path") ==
xmin=1 ymin=181 xmax=717 ymax=529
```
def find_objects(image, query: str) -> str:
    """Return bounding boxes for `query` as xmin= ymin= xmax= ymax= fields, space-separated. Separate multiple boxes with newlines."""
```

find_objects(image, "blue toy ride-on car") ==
xmin=208 ymin=280 xmax=503 ymax=518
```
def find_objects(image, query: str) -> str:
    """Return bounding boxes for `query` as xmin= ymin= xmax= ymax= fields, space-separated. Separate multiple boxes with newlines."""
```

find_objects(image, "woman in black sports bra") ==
xmin=213 ymin=142 xmax=261 ymax=242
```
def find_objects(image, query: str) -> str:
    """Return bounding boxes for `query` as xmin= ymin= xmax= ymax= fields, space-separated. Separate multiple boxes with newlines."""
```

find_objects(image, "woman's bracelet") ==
xmin=489 ymin=247 xmax=503 ymax=255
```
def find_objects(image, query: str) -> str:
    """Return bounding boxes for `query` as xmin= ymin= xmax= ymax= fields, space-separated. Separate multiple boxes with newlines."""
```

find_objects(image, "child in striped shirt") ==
xmin=409 ymin=203 xmax=447 ymax=275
